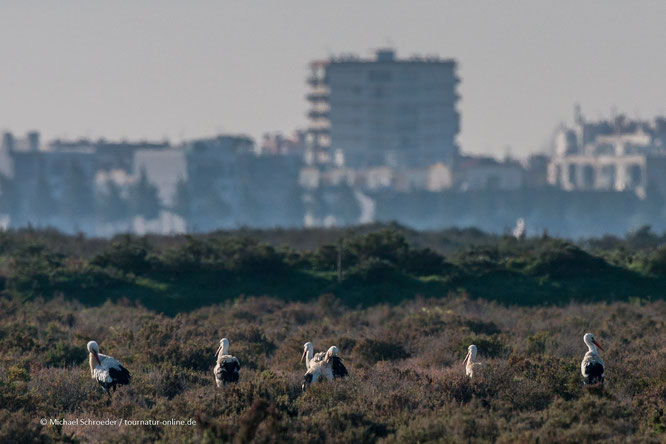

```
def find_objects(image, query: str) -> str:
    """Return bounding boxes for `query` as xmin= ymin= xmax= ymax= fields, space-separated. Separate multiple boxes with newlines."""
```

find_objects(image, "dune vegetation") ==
xmin=2 ymin=225 xmax=666 ymax=442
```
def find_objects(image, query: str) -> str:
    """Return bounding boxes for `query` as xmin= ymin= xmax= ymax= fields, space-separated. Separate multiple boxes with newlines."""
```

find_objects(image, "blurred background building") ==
xmin=2 ymin=50 xmax=666 ymax=238
xmin=306 ymin=49 xmax=460 ymax=169
xmin=548 ymin=106 xmax=666 ymax=199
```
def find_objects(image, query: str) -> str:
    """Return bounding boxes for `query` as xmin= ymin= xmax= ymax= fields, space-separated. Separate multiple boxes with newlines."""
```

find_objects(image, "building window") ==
xmin=567 ymin=164 xmax=576 ymax=185
xmin=600 ymin=165 xmax=616 ymax=189
xmin=628 ymin=165 xmax=642 ymax=187
xmin=582 ymin=165 xmax=595 ymax=189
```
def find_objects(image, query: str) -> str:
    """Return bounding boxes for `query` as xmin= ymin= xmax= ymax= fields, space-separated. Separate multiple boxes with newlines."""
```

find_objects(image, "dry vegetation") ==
xmin=2 ymin=294 xmax=666 ymax=443
xmin=2 ymin=225 xmax=666 ymax=443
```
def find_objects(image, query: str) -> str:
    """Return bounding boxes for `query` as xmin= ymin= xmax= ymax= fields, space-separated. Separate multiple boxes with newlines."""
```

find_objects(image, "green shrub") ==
xmin=526 ymin=331 xmax=550 ymax=355
xmin=160 ymin=237 xmax=223 ymax=273
xmin=403 ymin=248 xmax=452 ymax=276
xmin=344 ymin=258 xmax=398 ymax=284
xmin=642 ymin=246 xmax=666 ymax=276
xmin=527 ymin=242 xmax=611 ymax=278
xmin=7 ymin=365 xmax=30 ymax=383
xmin=44 ymin=341 xmax=87 ymax=367
xmin=309 ymin=244 xmax=339 ymax=271
xmin=351 ymin=338 xmax=409 ymax=366
xmin=344 ymin=229 xmax=409 ymax=267
xmin=91 ymin=235 xmax=153 ymax=275
xmin=7 ymin=246 xmax=64 ymax=300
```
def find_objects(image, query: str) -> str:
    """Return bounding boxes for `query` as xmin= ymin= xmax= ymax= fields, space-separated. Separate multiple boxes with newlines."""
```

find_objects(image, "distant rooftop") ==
xmin=50 ymin=139 xmax=170 ymax=151
xmin=315 ymin=48 xmax=455 ymax=66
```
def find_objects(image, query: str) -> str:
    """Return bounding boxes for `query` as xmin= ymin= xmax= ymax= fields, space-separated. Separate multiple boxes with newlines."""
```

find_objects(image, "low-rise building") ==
xmin=548 ymin=108 xmax=666 ymax=198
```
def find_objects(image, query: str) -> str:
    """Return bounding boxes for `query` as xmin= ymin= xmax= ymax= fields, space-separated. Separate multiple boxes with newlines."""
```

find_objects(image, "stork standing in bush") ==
xmin=87 ymin=340 xmax=131 ymax=395
xmin=581 ymin=332 xmax=605 ymax=386
xmin=300 ymin=342 xmax=326 ymax=370
xmin=214 ymin=338 xmax=240 ymax=386
xmin=463 ymin=344 xmax=482 ymax=378
xmin=302 ymin=345 xmax=348 ymax=391
xmin=324 ymin=346 xmax=348 ymax=379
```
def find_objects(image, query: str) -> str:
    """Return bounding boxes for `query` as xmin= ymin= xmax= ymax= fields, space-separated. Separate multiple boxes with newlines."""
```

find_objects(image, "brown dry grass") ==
xmin=2 ymin=293 xmax=666 ymax=443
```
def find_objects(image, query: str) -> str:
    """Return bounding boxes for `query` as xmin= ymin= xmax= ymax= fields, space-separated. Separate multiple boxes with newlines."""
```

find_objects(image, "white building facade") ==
xmin=548 ymin=110 xmax=666 ymax=198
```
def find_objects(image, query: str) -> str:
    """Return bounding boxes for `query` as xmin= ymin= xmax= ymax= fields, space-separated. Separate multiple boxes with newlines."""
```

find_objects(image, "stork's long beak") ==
xmin=93 ymin=351 xmax=101 ymax=366
xmin=300 ymin=348 xmax=307 ymax=364
xmin=215 ymin=345 xmax=222 ymax=358
xmin=593 ymin=339 xmax=605 ymax=352
xmin=463 ymin=352 xmax=470 ymax=366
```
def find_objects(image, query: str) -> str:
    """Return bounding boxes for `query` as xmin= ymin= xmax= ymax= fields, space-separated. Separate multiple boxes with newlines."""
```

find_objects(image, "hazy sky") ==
xmin=2 ymin=1 xmax=666 ymax=157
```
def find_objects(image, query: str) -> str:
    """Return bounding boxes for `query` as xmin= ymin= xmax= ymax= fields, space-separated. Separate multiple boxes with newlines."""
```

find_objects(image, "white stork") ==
xmin=87 ymin=341 xmax=131 ymax=395
xmin=324 ymin=346 xmax=349 ymax=379
xmin=300 ymin=341 xmax=325 ymax=370
xmin=581 ymin=332 xmax=605 ymax=386
xmin=302 ymin=345 xmax=348 ymax=391
xmin=463 ymin=344 xmax=482 ymax=378
xmin=214 ymin=338 xmax=240 ymax=387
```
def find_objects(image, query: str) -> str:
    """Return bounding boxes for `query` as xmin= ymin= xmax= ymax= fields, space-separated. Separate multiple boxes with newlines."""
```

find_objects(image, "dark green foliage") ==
xmin=309 ymin=244 xmax=339 ymax=271
xmin=344 ymin=229 xmax=409 ymax=266
xmin=223 ymin=240 xmax=287 ymax=275
xmin=526 ymin=241 xmax=611 ymax=278
xmin=160 ymin=236 xmax=221 ymax=273
xmin=90 ymin=235 xmax=153 ymax=275
xmin=4 ymin=226 xmax=666 ymax=312
xmin=403 ymin=247 xmax=452 ymax=276
xmin=7 ymin=245 xmax=66 ymax=300
xmin=45 ymin=341 xmax=87 ymax=367
xmin=345 ymin=258 xmax=398 ymax=284
xmin=642 ymin=246 xmax=666 ymax=276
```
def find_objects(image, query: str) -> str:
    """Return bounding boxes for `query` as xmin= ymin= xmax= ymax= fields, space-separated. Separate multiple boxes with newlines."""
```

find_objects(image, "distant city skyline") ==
xmin=2 ymin=1 xmax=666 ymax=158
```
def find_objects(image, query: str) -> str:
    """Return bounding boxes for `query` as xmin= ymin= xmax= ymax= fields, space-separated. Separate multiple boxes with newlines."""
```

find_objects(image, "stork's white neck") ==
xmin=466 ymin=346 xmax=478 ymax=364
xmin=220 ymin=343 xmax=229 ymax=355
xmin=89 ymin=353 xmax=101 ymax=376
xmin=584 ymin=337 xmax=598 ymax=354
xmin=304 ymin=343 xmax=314 ymax=365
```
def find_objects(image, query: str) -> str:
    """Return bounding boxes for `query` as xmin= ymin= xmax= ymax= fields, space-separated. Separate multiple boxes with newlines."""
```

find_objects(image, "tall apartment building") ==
xmin=306 ymin=49 xmax=460 ymax=168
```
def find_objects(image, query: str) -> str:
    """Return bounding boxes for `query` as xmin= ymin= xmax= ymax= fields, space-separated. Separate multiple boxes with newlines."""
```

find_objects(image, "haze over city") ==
xmin=3 ymin=1 xmax=666 ymax=157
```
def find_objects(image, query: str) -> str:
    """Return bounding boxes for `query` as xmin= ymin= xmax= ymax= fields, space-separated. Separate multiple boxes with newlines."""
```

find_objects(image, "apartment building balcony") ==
xmin=307 ymin=109 xmax=330 ymax=119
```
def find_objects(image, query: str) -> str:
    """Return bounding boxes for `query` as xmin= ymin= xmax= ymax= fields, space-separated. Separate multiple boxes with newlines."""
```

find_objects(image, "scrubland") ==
xmin=1 ymin=225 xmax=666 ymax=443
